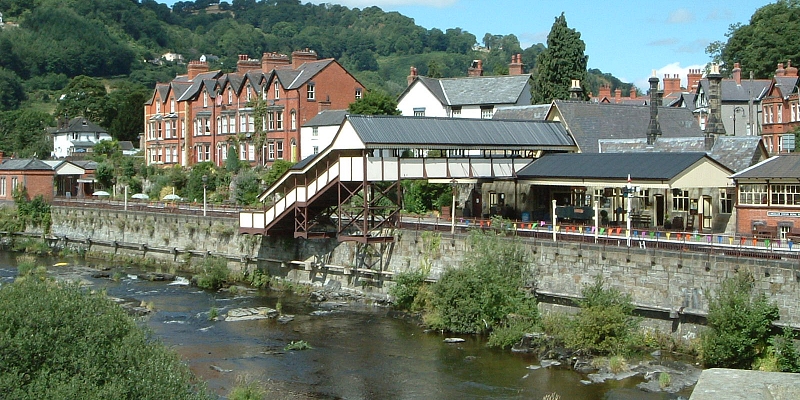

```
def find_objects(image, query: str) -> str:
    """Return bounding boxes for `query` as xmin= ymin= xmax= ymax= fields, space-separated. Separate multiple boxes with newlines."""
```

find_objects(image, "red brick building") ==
xmin=760 ymin=61 xmax=800 ymax=155
xmin=731 ymin=154 xmax=800 ymax=238
xmin=144 ymin=49 xmax=365 ymax=167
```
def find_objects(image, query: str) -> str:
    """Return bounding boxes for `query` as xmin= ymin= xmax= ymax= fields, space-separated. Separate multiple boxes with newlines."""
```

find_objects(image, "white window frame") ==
xmin=307 ymin=83 xmax=315 ymax=100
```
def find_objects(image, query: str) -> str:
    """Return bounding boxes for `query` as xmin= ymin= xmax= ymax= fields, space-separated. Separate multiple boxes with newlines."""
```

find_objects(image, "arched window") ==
xmin=290 ymin=110 xmax=297 ymax=130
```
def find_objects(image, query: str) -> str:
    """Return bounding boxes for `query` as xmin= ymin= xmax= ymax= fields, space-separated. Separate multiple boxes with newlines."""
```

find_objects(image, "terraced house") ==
xmin=143 ymin=49 xmax=365 ymax=167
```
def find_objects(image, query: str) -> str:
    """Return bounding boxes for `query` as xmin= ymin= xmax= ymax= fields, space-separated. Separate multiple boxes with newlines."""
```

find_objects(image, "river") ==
xmin=0 ymin=252 xmax=692 ymax=399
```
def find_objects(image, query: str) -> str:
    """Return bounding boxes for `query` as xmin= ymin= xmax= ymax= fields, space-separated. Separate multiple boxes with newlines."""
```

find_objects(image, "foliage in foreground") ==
xmin=428 ymin=230 xmax=538 ymax=336
xmin=700 ymin=272 xmax=789 ymax=370
xmin=0 ymin=278 xmax=209 ymax=400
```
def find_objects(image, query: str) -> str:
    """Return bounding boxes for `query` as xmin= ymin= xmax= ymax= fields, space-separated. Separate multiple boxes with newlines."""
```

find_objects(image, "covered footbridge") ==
xmin=239 ymin=114 xmax=575 ymax=243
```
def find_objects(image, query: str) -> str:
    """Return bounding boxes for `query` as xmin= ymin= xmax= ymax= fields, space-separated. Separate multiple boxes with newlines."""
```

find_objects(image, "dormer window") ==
xmin=246 ymin=86 xmax=252 ymax=101
xmin=203 ymin=92 xmax=208 ymax=108
xmin=307 ymin=83 xmax=315 ymax=100
xmin=274 ymin=81 xmax=280 ymax=99
xmin=156 ymin=102 xmax=161 ymax=114
xmin=228 ymin=90 xmax=232 ymax=105
xmin=170 ymin=98 xmax=175 ymax=113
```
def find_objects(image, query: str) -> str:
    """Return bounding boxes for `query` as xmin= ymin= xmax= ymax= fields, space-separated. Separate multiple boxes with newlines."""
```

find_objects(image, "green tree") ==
xmin=263 ymin=159 xmax=295 ymax=187
xmin=54 ymin=75 xmax=108 ymax=122
xmin=92 ymin=139 xmax=122 ymax=162
xmin=0 ymin=67 xmax=25 ymax=111
xmin=531 ymin=13 xmax=588 ymax=104
xmin=0 ymin=278 xmax=210 ymax=399
xmin=348 ymin=91 xmax=400 ymax=115
xmin=233 ymin=168 xmax=261 ymax=205
xmin=710 ymin=1 xmax=800 ymax=78
xmin=701 ymin=272 xmax=780 ymax=369
xmin=0 ymin=109 xmax=52 ymax=158
xmin=104 ymin=81 xmax=149 ymax=142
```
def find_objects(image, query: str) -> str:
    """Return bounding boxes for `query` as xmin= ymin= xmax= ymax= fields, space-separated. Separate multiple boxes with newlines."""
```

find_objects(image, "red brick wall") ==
xmin=0 ymin=171 xmax=54 ymax=202
xmin=736 ymin=205 xmax=800 ymax=235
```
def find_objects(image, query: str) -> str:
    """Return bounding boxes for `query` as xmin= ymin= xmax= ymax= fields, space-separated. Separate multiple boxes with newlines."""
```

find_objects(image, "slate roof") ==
xmin=492 ymin=105 xmax=550 ymax=121
xmin=345 ymin=115 xmax=574 ymax=149
xmin=598 ymin=136 xmax=764 ymax=172
xmin=550 ymin=100 xmax=702 ymax=153
xmin=732 ymin=154 xmax=800 ymax=179
xmin=772 ymin=76 xmax=799 ymax=99
xmin=0 ymin=159 xmax=55 ymax=171
xmin=698 ymin=78 xmax=771 ymax=102
xmin=71 ymin=160 xmax=98 ymax=170
xmin=404 ymin=74 xmax=531 ymax=107
xmin=666 ymin=93 xmax=697 ymax=111
xmin=517 ymin=152 xmax=714 ymax=180
xmin=305 ymin=110 xmax=347 ymax=127
xmin=51 ymin=118 xmax=106 ymax=135
xmin=275 ymin=59 xmax=335 ymax=90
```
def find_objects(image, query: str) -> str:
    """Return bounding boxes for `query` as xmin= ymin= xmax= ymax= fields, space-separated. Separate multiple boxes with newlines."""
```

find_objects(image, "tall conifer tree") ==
xmin=531 ymin=13 xmax=588 ymax=104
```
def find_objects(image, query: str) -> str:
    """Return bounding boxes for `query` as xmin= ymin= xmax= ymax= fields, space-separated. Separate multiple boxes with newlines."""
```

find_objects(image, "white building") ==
xmin=299 ymin=110 xmax=347 ymax=161
xmin=397 ymin=57 xmax=532 ymax=119
xmin=50 ymin=117 xmax=113 ymax=158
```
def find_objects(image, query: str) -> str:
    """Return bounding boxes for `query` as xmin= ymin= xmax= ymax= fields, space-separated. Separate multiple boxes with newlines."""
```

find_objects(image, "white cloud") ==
xmin=519 ymin=31 xmax=549 ymax=47
xmin=667 ymin=8 xmax=695 ymax=24
xmin=633 ymin=62 xmax=705 ymax=91
xmin=306 ymin=0 xmax=457 ymax=8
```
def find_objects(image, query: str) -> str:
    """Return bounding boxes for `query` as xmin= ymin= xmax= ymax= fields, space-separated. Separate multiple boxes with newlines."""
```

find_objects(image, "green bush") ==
xmin=389 ymin=269 xmax=427 ymax=311
xmin=228 ymin=376 xmax=266 ymax=400
xmin=771 ymin=327 xmax=800 ymax=372
xmin=565 ymin=276 xmax=639 ymax=355
xmin=0 ymin=278 xmax=209 ymax=399
xmin=429 ymin=231 xmax=537 ymax=334
xmin=487 ymin=315 xmax=538 ymax=349
xmin=701 ymin=272 xmax=779 ymax=369
xmin=195 ymin=257 xmax=231 ymax=290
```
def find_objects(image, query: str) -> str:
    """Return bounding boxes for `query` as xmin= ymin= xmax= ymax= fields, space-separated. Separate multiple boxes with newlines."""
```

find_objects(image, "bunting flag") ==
xmin=600 ymin=227 xmax=606 ymax=235
xmin=666 ymin=232 xmax=672 ymax=240
xmin=765 ymin=239 xmax=771 ymax=248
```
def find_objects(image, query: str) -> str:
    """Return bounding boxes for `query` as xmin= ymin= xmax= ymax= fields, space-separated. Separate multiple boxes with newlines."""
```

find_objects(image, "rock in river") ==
xmin=223 ymin=307 xmax=278 ymax=321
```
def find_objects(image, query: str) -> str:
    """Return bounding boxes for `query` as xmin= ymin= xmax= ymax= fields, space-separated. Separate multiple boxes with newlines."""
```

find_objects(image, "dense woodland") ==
xmin=0 ymin=0 xmax=796 ymax=159
xmin=0 ymin=0 xmax=637 ymax=158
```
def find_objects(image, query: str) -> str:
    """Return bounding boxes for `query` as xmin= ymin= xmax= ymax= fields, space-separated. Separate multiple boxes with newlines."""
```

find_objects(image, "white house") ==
xmin=299 ymin=110 xmax=347 ymax=161
xmin=50 ymin=117 xmax=113 ymax=158
xmin=397 ymin=57 xmax=532 ymax=119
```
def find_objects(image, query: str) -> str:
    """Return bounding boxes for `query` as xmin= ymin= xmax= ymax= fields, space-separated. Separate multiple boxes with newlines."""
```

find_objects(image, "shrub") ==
xmin=487 ymin=315 xmax=538 ymax=349
xmin=701 ymin=272 xmax=779 ymax=369
xmin=195 ymin=257 xmax=231 ymax=290
xmin=284 ymin=340 xmax=312 ymax=351
xmin=0 ymin=278 xmax=209 ymax=399
xmin=429 ymin=231 xmax=537 ymax=334
xmin=228 ymin=376 xmax=266 ymax=400
xmin=389 ymin=269 xmax=427 ymax=311
xmin=771 ymin=327 xmax=800 ymax=372
xmin=565 ymin=276 xmax=639 ymax=355
xmin=658 ymin=372 xmax=671 ymax=389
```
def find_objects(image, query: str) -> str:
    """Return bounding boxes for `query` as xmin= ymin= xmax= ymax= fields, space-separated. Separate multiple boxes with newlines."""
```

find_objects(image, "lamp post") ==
xmin=202 ymin=175 xmax=208 ymax=217
xmin=449 ymin=179 xmax=457 ymax=234
xmin=732 ymin=106 xmax=745 ymax=136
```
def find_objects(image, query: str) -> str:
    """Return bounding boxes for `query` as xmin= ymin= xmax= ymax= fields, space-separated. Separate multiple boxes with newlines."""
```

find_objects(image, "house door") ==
xmin=702 ymin=196 xmax=713 ymax=230
xmin=471 ymin=189 xmax=482 ymax=218
xmin=654 ymin=195 xmax=665 ymax=226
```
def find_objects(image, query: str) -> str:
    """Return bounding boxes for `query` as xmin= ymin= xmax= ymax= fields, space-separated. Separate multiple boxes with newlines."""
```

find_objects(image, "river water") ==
xmin=0 ymin=253 xmax=692 ymax=399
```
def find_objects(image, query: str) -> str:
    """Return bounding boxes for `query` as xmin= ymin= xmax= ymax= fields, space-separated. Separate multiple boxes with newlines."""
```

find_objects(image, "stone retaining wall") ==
xmin=49 ymin=206 xmax=800 ymax=333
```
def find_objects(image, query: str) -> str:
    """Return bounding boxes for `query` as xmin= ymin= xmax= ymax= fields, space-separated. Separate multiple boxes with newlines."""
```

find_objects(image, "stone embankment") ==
xmin=45 ymin=205 xmax=800 ymax=334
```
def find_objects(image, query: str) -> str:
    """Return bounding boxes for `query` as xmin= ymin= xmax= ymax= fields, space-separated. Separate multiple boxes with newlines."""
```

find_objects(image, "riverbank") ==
xmin=1 ymin=252 xmax=696 ymax=399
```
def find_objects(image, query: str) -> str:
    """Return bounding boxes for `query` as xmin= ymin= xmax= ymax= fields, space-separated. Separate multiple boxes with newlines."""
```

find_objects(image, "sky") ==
xmin=159 ymin=0 xmax=772 ymax=90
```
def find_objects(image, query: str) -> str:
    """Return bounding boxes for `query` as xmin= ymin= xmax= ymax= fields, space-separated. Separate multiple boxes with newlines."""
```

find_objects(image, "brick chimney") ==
xmin=187 ymin=60 xmax=209 ymax=80
xmin=646 ymin=72 xmax=662 ymax=145
xmin=569 ymin=79 xmax=583 ymax=99
xmin=598 ymin=84 xmax=611 ymax=99
xmin=319 ymin=95 xmax=331 ymax=113
xmin=663 ymin=74 xmax=681 ymax=94
xmin=776 ymin=62 xmax=786 ymax=77
xmin=236 ymin=54 xmax=261 ymax=73
xmin=705 ymin=63 xmax=726 ymax=142
xmin=732 ymin=62 xmax=742 ymax=85
xmin=261 ymin=52 xmax=290 ymax=71
xmin=629 ymin=86 xmax=637 ymax=98
xmin=407 ymin=66 xmax=418 ymax=86
xmin=787 ymin=60 xmax=798 ymax=77
xmin=468 ymin=60 xmax=483 ymax=77
xmin=291 ymin=48 xmax=318 ymax=69
xmin=687 ymin=69 xmax=702 ymax=91
xmin=508 ymin=54 xmax=524 ymax=75
xmin=614 ymin=88 xmax=622 ymax=103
